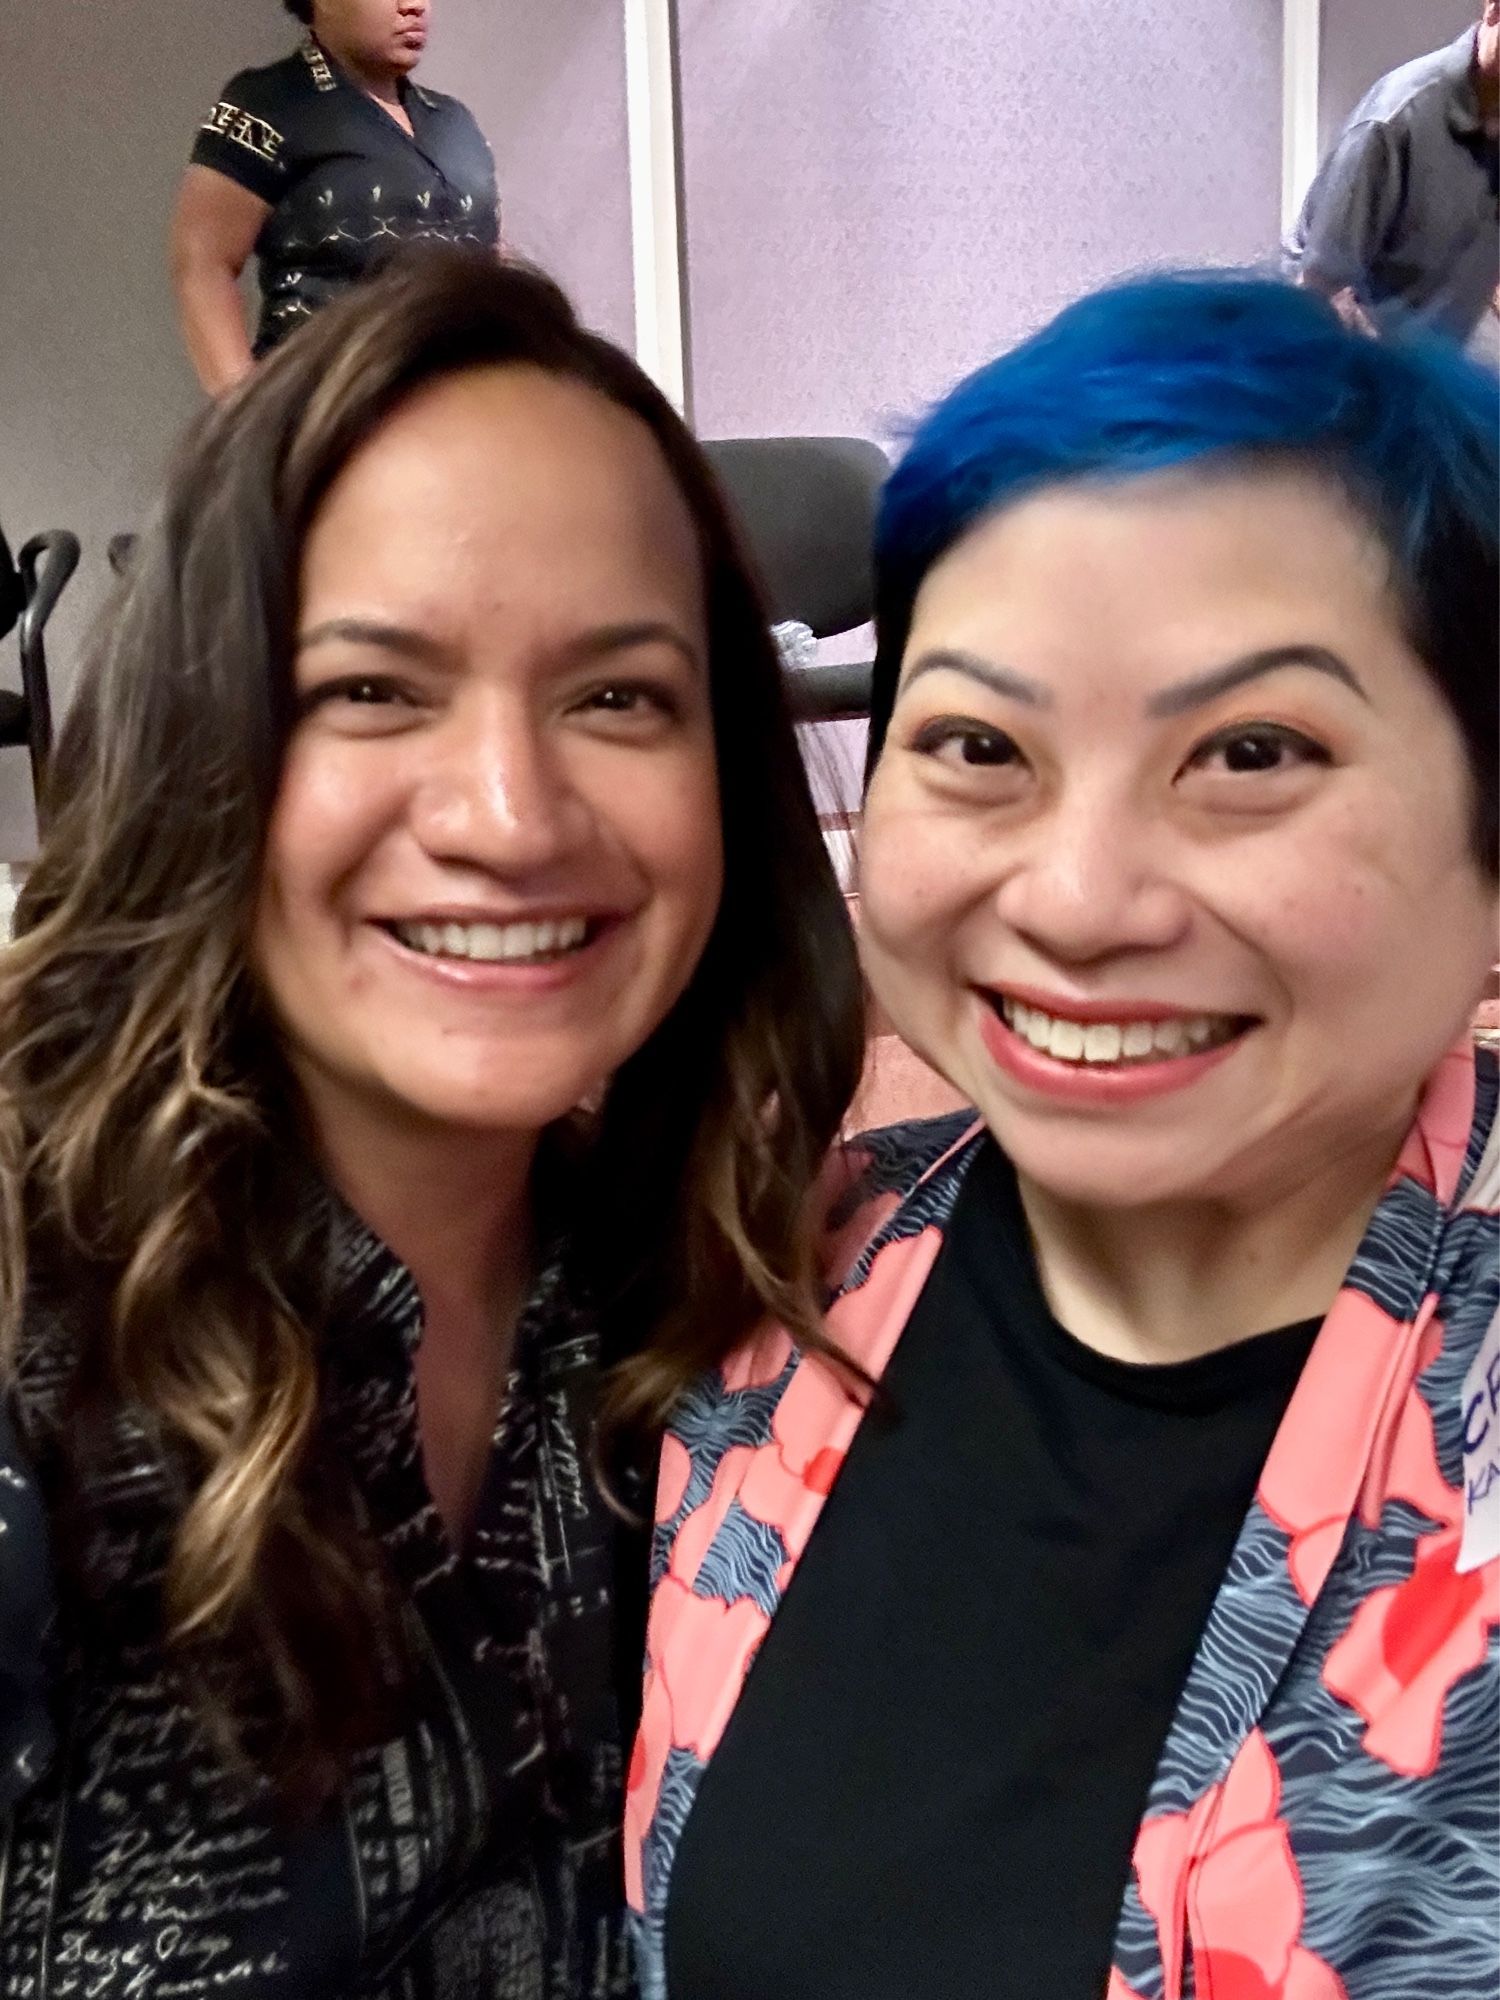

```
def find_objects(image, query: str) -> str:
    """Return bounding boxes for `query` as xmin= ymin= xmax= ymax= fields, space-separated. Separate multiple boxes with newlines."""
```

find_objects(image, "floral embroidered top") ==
xmin=628 ymin=1043 xmax=1500 ymax=2000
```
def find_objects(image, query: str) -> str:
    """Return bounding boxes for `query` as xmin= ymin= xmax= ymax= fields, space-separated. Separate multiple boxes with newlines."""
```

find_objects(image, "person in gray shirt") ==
xmin=1284 ymin=6 xmax=1499 ymax=353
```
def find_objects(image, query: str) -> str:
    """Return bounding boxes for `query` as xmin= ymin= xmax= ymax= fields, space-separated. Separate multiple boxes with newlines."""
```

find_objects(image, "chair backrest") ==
xmin=703 ymin=436 xmax=886 ymax=723
xmin=703 ymin=436 xmax=886 ymax=639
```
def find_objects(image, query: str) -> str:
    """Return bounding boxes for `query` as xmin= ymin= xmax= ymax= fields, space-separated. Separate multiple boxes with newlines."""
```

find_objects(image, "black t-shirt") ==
xmin=191 ymin=35 xmax=500 ymax=354
xmin=665 ymin=1138 xmax=1320 ymax=2000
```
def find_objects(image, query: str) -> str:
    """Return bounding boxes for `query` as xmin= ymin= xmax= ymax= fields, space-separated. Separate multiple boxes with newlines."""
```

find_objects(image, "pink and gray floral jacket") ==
xmin=628 ymin=1044 xmax=1500 ymax=2000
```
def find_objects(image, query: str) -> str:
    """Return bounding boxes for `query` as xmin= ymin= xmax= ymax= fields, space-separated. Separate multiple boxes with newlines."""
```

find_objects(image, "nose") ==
xmin=993 ymin=789 xmax=1191 ymax=968
xmin=407 ymin=696 xmax=595 ymax=879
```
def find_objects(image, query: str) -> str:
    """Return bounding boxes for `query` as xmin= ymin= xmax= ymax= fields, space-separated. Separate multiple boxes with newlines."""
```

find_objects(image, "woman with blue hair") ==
xmin=629 ymin=275 xmax=1499 ymax=2000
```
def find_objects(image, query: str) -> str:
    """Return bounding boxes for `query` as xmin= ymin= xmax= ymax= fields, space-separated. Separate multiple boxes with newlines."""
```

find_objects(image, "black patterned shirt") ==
xmin=0 ymin=1198 xmax=638 ymax=2000
xmin=190 ymin=35 xmax=500 ymax=355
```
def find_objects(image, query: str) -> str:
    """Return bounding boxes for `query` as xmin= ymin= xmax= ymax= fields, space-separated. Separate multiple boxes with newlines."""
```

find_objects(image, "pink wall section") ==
xmin=426 ymin=1 xmax=635 ymax=349
xmin=677 ymin=0 xmax=1285 ymax=441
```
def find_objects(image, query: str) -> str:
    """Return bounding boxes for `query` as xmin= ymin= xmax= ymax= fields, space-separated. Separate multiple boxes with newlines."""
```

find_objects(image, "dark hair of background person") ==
xmin=0 ymin=248 xmax=865 ymax=1805
xmin=866 ymin=271 xmax=1500 ymax=876
xmin=282 ymin=0 xmax=315 ymax=23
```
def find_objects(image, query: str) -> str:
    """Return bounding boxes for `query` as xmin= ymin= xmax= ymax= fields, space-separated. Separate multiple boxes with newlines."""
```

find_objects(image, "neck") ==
xmin=1016 ymin=1120 xmax=1408 ymax=1366
xmin=311 ymin=1093 xmax=538 ymax=1330
xmin=318 ymin=32 xmax=405 ymax=106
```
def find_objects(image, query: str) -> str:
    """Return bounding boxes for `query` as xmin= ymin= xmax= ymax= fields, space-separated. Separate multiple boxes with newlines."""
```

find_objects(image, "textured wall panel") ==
xmin=679 ymin=0 xmax=1284 ymax=442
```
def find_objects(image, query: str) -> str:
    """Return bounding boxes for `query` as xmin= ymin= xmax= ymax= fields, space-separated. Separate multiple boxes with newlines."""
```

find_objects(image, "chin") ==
xmin=981 ymin=1112 xmax=1233 ymax=1213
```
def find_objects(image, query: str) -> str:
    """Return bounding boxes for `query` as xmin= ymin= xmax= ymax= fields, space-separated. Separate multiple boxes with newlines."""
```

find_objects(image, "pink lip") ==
xmin=977 ymin=999 xmax=1248 ymax=1106
xmin=985 ymin=981 xmax=1243 ymax=1025
xmin=367 ymin=916 xmax=621 ymax=995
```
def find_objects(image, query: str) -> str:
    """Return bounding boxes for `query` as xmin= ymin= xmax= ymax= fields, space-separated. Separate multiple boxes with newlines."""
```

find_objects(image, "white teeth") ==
xmin=392 ymin=917 xmax=591 ymax=964
xmin=999 ymin=997 xmax=1240 ymax=1068
xmin=1047 ymin=1019 xmax=1086 ymax=1061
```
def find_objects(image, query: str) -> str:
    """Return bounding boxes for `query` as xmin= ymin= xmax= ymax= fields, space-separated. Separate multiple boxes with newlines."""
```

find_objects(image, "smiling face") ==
xmin=313 ymin=0 xmax=429 ymax=75
xmin=860 ymin=465 xmax=1496 ymax=1214
xmin=253 ymin=363 xmax=723 ymax=1152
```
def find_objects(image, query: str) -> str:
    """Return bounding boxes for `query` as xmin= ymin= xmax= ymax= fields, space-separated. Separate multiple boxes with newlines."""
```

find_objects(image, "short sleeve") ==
xmin=1285 ymin=120 xmax=1403 ymax=296
xmin=190 ymin=68 xmax=292 ymax=206
xmin=0 ymin=1396 xmax=56 ymax=1816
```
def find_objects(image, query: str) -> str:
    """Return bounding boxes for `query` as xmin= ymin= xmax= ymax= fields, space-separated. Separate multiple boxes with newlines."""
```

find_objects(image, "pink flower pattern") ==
xmin=631 ymin=1052 xmax=1500 ymax=2000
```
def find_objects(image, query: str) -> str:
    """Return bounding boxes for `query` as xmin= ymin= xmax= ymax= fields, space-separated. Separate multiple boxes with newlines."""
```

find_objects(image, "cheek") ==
xmin=858 ymin=803 xmax=978 ymax=956
xmin=260 ymin=746 xmax=396 ymax=932
xmin=617 ymin=752 xmax=724 ymax=925
xmin=1207 ymin=794 xmax=1486 ymax=1000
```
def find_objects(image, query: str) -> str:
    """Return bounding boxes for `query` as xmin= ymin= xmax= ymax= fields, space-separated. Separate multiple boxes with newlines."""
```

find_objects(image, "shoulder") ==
xmin=1345 ymin=35 xmax=1470 ymax=132
xmin=208 ymin=50 xmax=313 ymax=117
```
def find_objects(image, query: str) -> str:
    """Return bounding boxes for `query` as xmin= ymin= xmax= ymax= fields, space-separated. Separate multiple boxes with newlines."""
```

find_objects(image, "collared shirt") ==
xmin=1283 ymin=30 xmax=1499 ymax=344
xmin=191 ymin=35 xmax=500 ymax=355
xmin=0 ymin=1192 xmax=637 ymax=2000
xmin=631 ymin=1044 xmax=1500 ymax=2000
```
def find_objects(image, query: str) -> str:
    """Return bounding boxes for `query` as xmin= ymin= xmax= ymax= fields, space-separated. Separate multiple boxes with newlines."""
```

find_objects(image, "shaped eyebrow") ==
xmin=900 ymin=648 xmax=1052 ymax=707
xmin=900 ymin=642 xmax=1368 ymax=718
xmin=1146 ymin=645 xmax=1369 ymax=717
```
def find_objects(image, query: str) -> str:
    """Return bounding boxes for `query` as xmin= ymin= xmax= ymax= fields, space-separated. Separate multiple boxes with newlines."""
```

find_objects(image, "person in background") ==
xmin=1284 ymin=5 xmax=1499 ymax=355
xmin=629 ymin=274 xmax=1499 ymax=2000
xmin=171 ymin=1 xmax=500 ymax=395
xmin=0 ymin=251 xmax=862 ymax=1999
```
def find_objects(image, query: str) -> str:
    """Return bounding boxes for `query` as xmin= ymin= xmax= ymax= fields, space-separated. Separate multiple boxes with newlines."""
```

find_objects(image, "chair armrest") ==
xmin=785 ymin=659 xmax=874 ymax=723
xmin=16 ymin=531 xmax=81 ymax=771
xmin=18 ymin=531 xmax=80 ymax=640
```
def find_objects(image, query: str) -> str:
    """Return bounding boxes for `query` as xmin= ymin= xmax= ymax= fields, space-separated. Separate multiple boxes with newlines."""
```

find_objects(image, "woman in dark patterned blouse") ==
xmin=172 ymin=0 xmax=500 ymax=393
xmin=0 ymin=249 xmax=862 ymax=2000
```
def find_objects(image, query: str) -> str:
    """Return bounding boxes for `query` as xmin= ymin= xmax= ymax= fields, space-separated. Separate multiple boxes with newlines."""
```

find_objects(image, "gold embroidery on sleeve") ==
xmin=201 ymin=100 xmax=285 ymax=167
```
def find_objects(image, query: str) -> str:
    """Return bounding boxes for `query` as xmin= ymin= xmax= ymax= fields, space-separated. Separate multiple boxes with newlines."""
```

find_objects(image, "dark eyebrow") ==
xmin=297 ymin=617 xmax=443 ymax=661
xmin=1146 ymin=645 xmax=1369 ymax=718
xmin=564 ymin=621 xmax=703 ymax=672
xmin=295 ymin=617 xmax=702 ymax=671
xmin=900 ymin=648 xmax=1053 ymax=708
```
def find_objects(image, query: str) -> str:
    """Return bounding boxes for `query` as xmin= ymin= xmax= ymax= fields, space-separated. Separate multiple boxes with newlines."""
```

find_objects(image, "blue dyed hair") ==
xmin=868 ymin=271 xmax=1499 ymax=871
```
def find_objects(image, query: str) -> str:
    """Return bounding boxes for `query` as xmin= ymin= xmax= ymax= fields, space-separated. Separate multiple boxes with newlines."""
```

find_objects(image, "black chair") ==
xmin=703 ymin=436 xmax=886 ymax=722
xmin=0 ymin=527 xmax=81 ymax=815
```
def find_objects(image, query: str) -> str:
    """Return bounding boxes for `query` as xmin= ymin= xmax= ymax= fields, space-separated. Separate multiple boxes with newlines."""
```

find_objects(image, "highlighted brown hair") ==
xmin=0 ymin=249 xmax=863 ymax=1803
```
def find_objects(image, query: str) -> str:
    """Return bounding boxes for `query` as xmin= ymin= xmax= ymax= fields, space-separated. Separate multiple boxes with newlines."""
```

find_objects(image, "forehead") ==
xmin=908 ymin=466 xmax=1397 ymax=668
xmin=301 ymin=365 xmax=704 ymax=618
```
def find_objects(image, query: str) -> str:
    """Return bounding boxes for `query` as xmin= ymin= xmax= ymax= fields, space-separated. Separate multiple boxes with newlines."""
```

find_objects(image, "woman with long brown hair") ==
xmin=0 ymin=248 xmax=862 ymax=1999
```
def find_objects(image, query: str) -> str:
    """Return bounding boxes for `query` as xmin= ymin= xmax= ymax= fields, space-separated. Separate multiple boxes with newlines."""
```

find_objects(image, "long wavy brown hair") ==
xmin=0 ymin=248 xmax=864 ymax=1803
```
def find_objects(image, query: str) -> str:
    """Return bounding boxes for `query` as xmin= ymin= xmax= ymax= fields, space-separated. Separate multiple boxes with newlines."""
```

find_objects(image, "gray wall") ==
xmin=679 ymin=0 xmax=1285 ymax=439
xmin=4 ymin=1 xmax=1298 ymax=854
xmin=0 ymin=0 xmax=632 ymax=859
xmin=1320 ymin=0 xmax=1477 ymax=142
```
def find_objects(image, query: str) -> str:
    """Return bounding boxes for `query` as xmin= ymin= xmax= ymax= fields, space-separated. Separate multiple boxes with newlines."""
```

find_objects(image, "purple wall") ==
xmin=426 ymin=1 xmax=634 ymax=347
xmin=678 ymin=0 xmax=1285 ymax=441
xmin=1320 ymin=0 xmax=1476 ymax=146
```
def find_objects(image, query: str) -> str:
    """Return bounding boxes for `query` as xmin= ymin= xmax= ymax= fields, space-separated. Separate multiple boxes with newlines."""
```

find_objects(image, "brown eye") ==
xmin=911 ymin=718 xmax=1024 ymax=767
xmin=1187 ymin=724 xmax=1331 ymax=777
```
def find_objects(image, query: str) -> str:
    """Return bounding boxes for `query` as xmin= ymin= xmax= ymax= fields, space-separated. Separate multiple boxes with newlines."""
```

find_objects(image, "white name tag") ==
xmin=1458 ymin=1304 xmax=1500 ymax=1576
